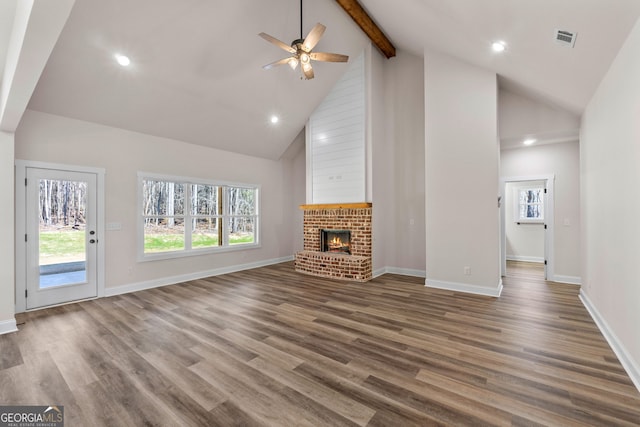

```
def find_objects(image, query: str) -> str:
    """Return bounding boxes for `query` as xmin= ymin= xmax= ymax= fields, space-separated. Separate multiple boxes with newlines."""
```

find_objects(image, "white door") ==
xmin=25 ymin=167 xmax=99 ymax=309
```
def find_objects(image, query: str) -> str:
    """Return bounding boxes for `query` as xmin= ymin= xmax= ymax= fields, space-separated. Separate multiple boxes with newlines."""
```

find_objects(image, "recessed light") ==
xmin=491 ymin=41 xmax=506 ymax=53
xmin=270 ymin=115 xmax=279 ymax=124
xmin=523 ymin=138 xmax=536 ymax=146
xmin=115 ymin=54 xmax=130 ymax=67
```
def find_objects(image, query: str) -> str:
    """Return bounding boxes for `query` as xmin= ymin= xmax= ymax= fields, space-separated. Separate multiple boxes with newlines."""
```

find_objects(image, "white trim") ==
xmin=0 ymin=318 xmax=18 ymax=335
xmin=372 ymin=267 xmax=386 ymax=278
xmin=580 ymin=290 xmax=640 ymax=393
xmin=105 ymin=256 xmax=293 ymax=297
xmin=373 ymin=267 xmax=426 ymax=279
xmin=14 ymin=160 xmax=106 ymax=313
xmin=551 ymin=275 xmax=581 ymax=285
xmin=425 ymin=278 xmax=503 ymax=298
xmin=506 ymin=255 xmax=544 ymax=263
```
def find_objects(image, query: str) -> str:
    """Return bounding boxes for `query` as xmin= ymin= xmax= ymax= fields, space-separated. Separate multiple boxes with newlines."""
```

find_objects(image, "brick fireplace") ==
xmin=295 ymin=203 xmax=372 ymax=282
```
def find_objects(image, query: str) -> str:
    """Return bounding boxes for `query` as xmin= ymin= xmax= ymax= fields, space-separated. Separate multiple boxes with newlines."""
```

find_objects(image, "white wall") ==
xmin=0 ymin=131 xmax=16 ymax=333
xmin=499 ymin=89 xmax=580 ymax=140
xmin=580 ymin=17 xmax=640 ymax=389
xmin=370 ymin=44 xmax=389 ymax=272
xmin=424 ymin=50 xmax=501 ymax=296
xmin=501 ymin=142 xmax=580 ymax=279
xmin=281 ymin=128 xmax=306 ymax=254
xmin=308 ymin=53 xmax=365 ymax=204
xmin=380 ymin=50 xmax=425 ymax=275
xmin=15 ymin=110 xmax=298 ymax=293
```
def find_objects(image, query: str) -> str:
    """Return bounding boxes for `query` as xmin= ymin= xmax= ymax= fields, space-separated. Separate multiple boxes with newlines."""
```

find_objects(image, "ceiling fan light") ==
xmin=288 ymin=58 xmax=299 ymax=70
xmin=300 ymin=52 xmax=310 ymax=64
xmin=302 ymin=62 xmax=312 ymax=72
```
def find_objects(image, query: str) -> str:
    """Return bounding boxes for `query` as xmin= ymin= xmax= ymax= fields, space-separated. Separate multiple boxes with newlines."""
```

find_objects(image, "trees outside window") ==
xmin=517 ymin=187 xmax=544 ymax=223
xmin=140 ymin=175 xmax=258 ymax=258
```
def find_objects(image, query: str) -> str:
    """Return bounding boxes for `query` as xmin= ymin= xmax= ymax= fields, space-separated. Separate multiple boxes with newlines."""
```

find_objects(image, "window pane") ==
xmin=144 ymin=217 xmax=185 ymax=252
xmin=228 ymin=217 xmax=255 ymax=245
xmin=191 ymin=184 xmax=218 ymax=216
xmin=192 ymin=218 xmax=219 ymax=249
xmin=527 ymin=189 xmax=542 ymax=204
xmin=526 ymin=204 xmax=538 ymax=218
xmin=227 ymin=187 xmax=256 ymax=215
xmin=519 ymin=188 xmax=544 ymax=220
xmin=519 ymin=204 xmax=527 ymax=219
xmin=38 ymin=179 xmax=88 ymax=288
xmin=142 ymin=180 xmax=185 ymax=216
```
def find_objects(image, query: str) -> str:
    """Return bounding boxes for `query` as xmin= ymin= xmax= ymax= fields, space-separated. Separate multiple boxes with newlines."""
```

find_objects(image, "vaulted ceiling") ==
xmin=2 ymin=0 xmax=640 ymax=159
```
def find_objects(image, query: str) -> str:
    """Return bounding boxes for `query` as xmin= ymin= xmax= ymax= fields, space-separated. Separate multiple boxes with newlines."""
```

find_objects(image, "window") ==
xmin=140 ymin=174 xmax=258 ymax=259
xmin=516 ymin=187 xmax=544 ymax=223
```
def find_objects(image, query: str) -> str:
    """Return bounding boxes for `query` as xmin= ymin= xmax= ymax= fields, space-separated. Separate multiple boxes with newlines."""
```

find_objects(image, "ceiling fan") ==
xmin=259 ymin=0 xmax=349 ymax=80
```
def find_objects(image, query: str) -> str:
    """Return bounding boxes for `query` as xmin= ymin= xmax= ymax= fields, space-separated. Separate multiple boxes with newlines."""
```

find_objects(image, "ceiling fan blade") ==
xmin=310 ymin=52 xmax=349 ymax=63
xmin=302 ymin=63 xmax=315 ymax=80
xmin=302 ymin=23 xmax=326 ymax=52
xmin=259 ymin=32 xmax=296 ymax=54
xmin=263 ymin=57 xmax=294 ymax=70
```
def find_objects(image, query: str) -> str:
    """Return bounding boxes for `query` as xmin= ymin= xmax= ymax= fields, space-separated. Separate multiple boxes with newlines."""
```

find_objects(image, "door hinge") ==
xmin=544 ymin=224 xmax=547 ymax=230
xmin=25 ymin=234 xmax=27 ymax=242
xmin=544 ymin=188 xmax=547 ymax=194
xmin=25 ymin=290 xmax=28 ymax=298
xmin=544 ymin=260 xmax=548 ymax=265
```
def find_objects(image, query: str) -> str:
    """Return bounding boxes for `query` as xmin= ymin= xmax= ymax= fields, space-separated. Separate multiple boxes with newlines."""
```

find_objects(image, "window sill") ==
xmin=138 ymin=243 xmax=261 ymax=263
xmin=515 ymin=220 xmax=544 ymax=224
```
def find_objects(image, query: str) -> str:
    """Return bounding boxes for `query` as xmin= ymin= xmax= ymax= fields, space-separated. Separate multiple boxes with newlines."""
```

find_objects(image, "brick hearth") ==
xmin=295 ymin=203 xmax=372 ymax=282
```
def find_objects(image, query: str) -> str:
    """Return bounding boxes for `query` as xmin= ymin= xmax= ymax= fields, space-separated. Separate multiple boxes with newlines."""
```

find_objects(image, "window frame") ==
xmin=514 ymin=186 xmax=545 ymax=224
xmin=138 ymin=172 xmax=260 ymax=262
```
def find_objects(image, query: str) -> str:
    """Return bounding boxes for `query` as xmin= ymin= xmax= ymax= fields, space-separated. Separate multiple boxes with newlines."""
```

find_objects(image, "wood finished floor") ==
xmin=1 ymin=261 xmax=639 ymax=426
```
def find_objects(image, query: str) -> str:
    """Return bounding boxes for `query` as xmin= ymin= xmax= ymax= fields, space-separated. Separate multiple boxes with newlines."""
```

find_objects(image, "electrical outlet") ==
xmin=464 ymin=266 xmax=471 ymax=276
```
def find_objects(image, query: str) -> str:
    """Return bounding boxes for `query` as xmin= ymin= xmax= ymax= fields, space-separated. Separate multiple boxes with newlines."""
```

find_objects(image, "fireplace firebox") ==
xmin=320 ymin=229 xmax=351 ymax=254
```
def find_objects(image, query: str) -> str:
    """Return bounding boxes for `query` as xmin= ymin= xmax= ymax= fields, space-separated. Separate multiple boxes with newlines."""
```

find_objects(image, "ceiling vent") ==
xmin=555 ymin=29 xmax=577 ymax=48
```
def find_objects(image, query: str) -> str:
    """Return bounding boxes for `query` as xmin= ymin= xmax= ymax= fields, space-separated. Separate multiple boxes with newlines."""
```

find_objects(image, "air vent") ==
xmin=555 ymin=29 xmax=577 ymax=48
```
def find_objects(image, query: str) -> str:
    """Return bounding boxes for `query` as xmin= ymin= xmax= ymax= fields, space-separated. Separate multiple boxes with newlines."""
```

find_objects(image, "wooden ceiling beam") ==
xmin=335 ymin=0 xmax=396 ymax=59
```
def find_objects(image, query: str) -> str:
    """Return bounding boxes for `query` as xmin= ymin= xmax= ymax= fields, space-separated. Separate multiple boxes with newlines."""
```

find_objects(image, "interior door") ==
xmin=25 ymin=167 xmax=98 ymax=309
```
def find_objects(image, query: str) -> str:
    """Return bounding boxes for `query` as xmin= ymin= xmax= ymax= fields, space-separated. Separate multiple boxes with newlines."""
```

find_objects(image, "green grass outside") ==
xmin=39 ymin=230 xmax=86 ymax=261
xmin=39 ymin=230 xmax=254 ymax=257
xmin=144 ymin=233 xmax=254 ymax=252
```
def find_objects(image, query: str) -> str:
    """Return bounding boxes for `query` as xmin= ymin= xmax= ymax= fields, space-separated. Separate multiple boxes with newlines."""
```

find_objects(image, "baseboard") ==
xmin=373 ymin=267 xmax=426 ymax=279
xmin=105 ymin=256 xmax=294 ymax=297
xmin=506 ymin=255 xmax=544 ymax=263
xmin=551 ymin=274 xmax=582 ymax=285
xmin=0 ymin=318 xmax=18 ymax=335
xmin=580 ymin=290 xmax=640 ymax=393
xmin=425 ymin=278 xmax=503 ymax=297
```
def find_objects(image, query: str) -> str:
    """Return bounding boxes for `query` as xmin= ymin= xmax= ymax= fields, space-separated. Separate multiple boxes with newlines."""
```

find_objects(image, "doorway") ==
xmin=500 ymin=175 xmax=554 ymax=280
xmin=16 ymin=161 xmax=105 ymax=311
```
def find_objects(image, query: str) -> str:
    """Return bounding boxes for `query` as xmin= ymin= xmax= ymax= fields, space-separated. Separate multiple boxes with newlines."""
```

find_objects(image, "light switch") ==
xmin=106 ymin=222 xmax=122 ymax=231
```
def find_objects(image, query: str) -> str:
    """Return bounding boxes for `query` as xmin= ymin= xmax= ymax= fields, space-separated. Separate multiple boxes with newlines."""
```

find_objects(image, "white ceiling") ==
xmin=24 ymin=0 xmax=369 ymax=160
xmin=0 ymin=0 xmax=17 ymax=83
xmin=4 ymin=0 xmax=640 ymax=159
xmin=361 ymin=0 xmax=640 ymax=114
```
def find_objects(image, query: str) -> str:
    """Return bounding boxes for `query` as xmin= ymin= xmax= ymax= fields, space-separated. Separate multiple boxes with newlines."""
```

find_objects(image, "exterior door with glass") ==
xmin=25 ymin=167 xmax=98 ymax=309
